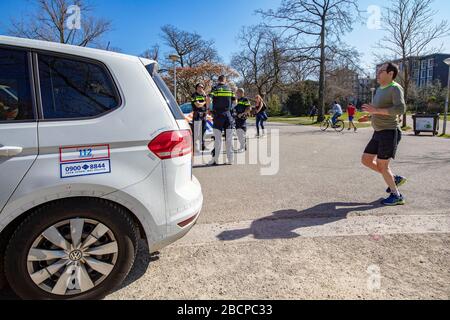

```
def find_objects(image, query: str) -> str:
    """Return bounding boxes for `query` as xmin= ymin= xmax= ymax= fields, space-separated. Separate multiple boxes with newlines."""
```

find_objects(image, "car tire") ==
xmin=4 ymin=198 xmax=138 ymax=300
xmin=0 ymin=260 xmax=5 ymax=290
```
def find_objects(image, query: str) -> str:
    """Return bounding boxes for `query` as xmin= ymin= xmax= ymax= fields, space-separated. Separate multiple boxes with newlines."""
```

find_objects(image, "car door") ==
xmin=0 ymin=46 xmax=38 ymax=212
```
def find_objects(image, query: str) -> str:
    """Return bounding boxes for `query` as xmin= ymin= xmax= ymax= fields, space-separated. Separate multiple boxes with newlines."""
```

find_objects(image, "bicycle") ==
xmin=320 ymin=115 xmax=345 ymax=132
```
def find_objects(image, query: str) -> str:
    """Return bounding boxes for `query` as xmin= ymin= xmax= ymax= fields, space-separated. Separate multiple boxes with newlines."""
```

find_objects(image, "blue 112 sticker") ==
xmin=79 ymin=148 xmax=93 ymax=158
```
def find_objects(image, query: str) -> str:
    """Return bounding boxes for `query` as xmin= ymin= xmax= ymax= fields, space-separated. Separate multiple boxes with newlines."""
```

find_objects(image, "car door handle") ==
xmin=0 ymin=146 xmax=24 ymax=157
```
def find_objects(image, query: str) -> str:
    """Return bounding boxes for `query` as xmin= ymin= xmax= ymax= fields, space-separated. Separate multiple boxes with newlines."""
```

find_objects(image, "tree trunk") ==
xmin=317 ymin=16 xmax=327 ymax=123
xmin=402 ymin=58 xmax=409 ymax=127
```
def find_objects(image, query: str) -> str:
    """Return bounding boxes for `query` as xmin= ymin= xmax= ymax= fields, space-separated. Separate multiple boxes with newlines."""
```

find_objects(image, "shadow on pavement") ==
xmin=397 ymin=151 xmax=450 ymax=165
xmin=217 ymin=200 xmax=384 ymax=241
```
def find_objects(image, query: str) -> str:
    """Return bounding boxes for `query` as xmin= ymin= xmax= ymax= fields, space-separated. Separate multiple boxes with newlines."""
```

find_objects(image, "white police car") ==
xmin=0 ymin=36 xmax=203 ymax=300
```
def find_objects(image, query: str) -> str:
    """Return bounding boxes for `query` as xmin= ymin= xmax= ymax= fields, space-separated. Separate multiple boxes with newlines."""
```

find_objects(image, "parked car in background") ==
xmin=180 ymin=102 xmax=214 ymax=136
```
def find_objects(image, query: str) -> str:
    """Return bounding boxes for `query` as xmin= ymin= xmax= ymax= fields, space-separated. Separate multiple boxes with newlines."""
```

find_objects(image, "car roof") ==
xmin=0 ymin=35 xmax=156 ymax=64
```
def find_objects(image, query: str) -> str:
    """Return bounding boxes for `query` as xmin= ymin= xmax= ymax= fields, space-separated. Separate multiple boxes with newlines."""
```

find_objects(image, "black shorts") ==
xmin=364 ymin=129 xmax=402 ymax=160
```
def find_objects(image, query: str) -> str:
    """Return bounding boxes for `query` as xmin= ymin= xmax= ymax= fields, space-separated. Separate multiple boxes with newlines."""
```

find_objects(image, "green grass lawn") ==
xmin=266 ymin=116 xmax=315 ymax=125
xmin=266 ymin=112 xmax=372 ymax=129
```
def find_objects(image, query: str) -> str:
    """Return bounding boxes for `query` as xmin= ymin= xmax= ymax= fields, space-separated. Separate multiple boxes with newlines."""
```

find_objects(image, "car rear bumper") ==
xmin=148 ymin=210 xmax=201 ymax=253
xmin=149 ymin=183 xmax=203 ymax=253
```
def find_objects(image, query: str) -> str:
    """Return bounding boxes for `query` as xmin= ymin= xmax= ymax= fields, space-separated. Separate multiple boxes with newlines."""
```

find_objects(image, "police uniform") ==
xmin=209 ymin=83 xmax=235 ymax=164
xmin=233 ymin=97 xmax=251 ymax=151
xmin=210 ymin=84 xmax=235 ymax=130
xmin=191 ymin=91 xmax=208 ymax=150
xmin=234 ymin=97 xmax=251 ymax=130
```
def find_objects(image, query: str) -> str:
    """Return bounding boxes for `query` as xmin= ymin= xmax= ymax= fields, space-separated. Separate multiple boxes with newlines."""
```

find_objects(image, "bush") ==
xmin=286 ymin=92 xmax=310 ymax=116
xmin=267 ymin=94 xmax=284 ymax=116
xmin=410 ymin=81 xmax=448 ymax=113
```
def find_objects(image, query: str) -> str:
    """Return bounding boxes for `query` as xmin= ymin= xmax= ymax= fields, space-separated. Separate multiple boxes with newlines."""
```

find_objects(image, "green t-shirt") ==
xmin=372 ymin=82 xmax=406 ymax=131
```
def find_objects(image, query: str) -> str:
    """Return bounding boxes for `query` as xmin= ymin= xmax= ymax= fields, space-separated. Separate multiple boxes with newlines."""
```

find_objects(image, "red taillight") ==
xmin=148 ymin=130 xmax=192 ymax=160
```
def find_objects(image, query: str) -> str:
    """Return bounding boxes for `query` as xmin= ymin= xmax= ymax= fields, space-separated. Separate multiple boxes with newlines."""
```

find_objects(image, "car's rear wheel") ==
xmin=4 ymin=198 xmax=138 ymax=300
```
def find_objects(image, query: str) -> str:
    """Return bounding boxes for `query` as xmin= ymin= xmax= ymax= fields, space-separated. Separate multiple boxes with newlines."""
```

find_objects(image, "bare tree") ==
xmin=8 ymin=0 xmax=112 ymax=47
xmin=160 ymin=24 xmax=219 ymax=68
xmin=163 ymin=63 xmax=239 ymax=103
xmin=141 ymin=44 xmax=160 ymax=61
xmin=325 ymin=67 xmax=358 ymax=105
xmin=231 ymin=26 xmax=293 ymax=97
xmin=376 ymin=0 xmax=450 ymax=127
xmin=258 ymin=0 xmax=360 ymax=121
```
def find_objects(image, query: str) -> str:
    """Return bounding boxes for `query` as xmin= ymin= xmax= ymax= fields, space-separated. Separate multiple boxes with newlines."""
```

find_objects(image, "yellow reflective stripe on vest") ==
xmin=214 ymin=92 xmax=234 ymax=97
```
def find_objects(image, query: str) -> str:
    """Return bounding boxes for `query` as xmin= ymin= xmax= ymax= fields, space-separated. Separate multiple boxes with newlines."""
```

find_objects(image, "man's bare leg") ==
xmin=361 ymin=153 xmax=381 ymax=173
xmin=376 ymin=159 xmax=400 ymax=196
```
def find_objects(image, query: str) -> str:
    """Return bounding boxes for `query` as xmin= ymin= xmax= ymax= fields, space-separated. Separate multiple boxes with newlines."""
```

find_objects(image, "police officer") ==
xmin=208 ymin=75 xmax=235 ymax=166
xmin=233 ymin=88 xmax=251 ymax=152
xmin=191 ymin=83 xmax=208 ymax=152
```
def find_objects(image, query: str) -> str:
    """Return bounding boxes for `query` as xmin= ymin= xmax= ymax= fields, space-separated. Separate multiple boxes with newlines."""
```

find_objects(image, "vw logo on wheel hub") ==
xmin=69 ymin=250 xmax=83 ymax=262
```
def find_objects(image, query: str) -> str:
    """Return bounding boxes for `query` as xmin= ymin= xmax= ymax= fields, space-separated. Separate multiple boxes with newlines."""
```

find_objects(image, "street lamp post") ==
xmin=370 ymin=88 xmax=376 ymax=104
xmin=443 ymin=58 xmax=450 ymax=135
xmin=169 ymin=54 xmax=180 ymax=102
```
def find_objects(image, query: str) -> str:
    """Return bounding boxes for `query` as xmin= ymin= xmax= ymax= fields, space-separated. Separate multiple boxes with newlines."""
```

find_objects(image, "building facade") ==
xmin=325 ymin=67 xmax=377 ymax=107
xmin=377 ymin=53 xmax=450 ymax=89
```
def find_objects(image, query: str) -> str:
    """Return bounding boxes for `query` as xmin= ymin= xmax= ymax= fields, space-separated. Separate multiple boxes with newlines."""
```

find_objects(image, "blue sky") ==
xmin=1 ymin=0 xmax=449 ymax=74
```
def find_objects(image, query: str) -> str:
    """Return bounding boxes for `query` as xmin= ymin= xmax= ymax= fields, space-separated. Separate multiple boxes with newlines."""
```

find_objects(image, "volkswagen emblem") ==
xmin=69 ymin=250 xmax=83 ymax=262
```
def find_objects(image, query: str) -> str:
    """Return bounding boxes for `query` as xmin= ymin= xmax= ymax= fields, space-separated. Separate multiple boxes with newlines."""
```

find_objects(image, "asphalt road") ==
xmin=2 ymin=122 xmax=449 ymax=300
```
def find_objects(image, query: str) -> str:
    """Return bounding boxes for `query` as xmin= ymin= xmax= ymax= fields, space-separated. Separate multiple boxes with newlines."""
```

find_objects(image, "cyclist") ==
xmin=330 ymin=101 xmax=343 ymax=127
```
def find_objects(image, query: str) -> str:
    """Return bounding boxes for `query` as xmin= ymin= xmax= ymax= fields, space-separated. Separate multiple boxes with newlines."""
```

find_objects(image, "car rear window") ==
xmin=38 ymin=54 xmax=120 ymax=120
xmin=0 ymin=47 xmax=34 ymax=122
xmin=145 ymin=64 xmax=185 ymax=120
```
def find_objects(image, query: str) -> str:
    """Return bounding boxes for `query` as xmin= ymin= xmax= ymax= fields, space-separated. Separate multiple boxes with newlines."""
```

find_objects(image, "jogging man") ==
xmin=362 ymin=62 xmax=407 ymax=206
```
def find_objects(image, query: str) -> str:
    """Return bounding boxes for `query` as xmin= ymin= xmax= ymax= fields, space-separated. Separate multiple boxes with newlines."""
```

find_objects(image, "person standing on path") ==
xmin=255 ymin=95 xmax=268 ymax=138
xmin=208 ymin=75 xmax=235 ymax=166
xmin=191 ymin=83 xmax=208 ymax=152
xmin=233 ymin=88 xmax=251 ymax=152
